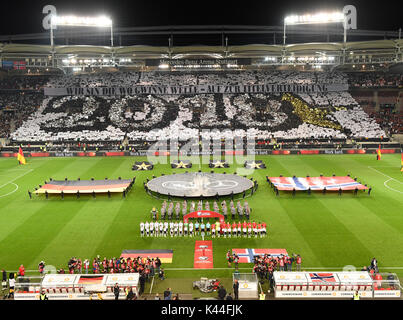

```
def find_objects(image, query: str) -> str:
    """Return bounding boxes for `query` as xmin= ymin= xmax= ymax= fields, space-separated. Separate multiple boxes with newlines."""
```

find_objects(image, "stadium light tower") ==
xmin=50 ymin=15 xmax=114 ymax=66
xmin=283 ymin=11 xmax=347 ymax=45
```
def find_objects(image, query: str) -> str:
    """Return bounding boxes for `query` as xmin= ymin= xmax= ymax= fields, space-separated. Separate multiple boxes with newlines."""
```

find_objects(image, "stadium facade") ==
xmin=0 ymin=24 xmax=402 ymax=73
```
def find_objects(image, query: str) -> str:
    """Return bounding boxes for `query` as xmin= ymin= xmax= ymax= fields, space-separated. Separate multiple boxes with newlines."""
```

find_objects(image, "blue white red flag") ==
xmin=268 ymin=176 xmax=368 ymax=191
xmin=308 ymin=273 xmax=337 ymax=283
xmin=13 ymin=61 xmax=26 ymax=70
xmin=232 ymin=248 xmax=288 ymax=263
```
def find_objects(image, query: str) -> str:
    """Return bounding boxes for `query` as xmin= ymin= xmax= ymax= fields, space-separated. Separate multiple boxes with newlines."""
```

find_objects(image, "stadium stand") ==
xmin=347 ymin=72 xmax=403 ymax=88
xmin=0 ymin=71 xmax=391 ymax=143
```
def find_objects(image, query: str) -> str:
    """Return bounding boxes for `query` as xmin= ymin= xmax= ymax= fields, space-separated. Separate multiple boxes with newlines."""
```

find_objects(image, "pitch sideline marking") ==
xmin=369 ymin=166 xmax=401 ymax=168
xmin=1 ymin=168 xmax=34 ymax=172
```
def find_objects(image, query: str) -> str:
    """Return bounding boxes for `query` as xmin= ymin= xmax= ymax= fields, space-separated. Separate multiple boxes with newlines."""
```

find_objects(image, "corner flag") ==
xmin=17 ymin=146 xmax=26 ymax=165
xmin=401 ymin=153 xmax=403 ymax=172
xmin=376 ymin=145 xmax=382 ymax=161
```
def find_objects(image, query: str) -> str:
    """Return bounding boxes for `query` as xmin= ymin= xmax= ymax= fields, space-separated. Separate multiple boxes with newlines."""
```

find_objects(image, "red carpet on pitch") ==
xmin=194 ymin=241 xmax=213 ymax=269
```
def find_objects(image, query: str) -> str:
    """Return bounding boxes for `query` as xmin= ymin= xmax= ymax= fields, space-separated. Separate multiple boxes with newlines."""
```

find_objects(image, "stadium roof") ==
xmin=1 ymin=39 xmax=402 ymax=58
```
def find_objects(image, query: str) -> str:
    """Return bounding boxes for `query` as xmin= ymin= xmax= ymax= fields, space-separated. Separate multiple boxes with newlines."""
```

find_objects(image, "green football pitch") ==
xmin=0 ymin=154 xmax=402 ymax=289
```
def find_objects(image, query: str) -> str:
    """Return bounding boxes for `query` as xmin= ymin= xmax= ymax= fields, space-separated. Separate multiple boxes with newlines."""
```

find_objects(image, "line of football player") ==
xmin=151 ymin=199 xmax=251 ymax=220
xmin=140 ymin=220 xmax=267 ymax=238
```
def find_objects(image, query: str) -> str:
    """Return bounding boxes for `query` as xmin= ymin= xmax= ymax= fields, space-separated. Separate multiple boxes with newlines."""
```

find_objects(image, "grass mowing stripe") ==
xmin=330 ymin=198 xmax=403 ymax=267
xmin=0 ymin=158 xmax=88 ymax=243
xmin=0 ymin=158 xmax=104 ymax=269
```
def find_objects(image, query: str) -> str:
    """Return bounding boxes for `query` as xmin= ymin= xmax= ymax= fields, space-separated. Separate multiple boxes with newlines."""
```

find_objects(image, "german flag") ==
xmin=78 ymin=275 xmax=104 ymax=284
xmin=121 ymin=249 xmax=173 ymax=263
xmin=17 ymin=146 xmax=26 ymax=165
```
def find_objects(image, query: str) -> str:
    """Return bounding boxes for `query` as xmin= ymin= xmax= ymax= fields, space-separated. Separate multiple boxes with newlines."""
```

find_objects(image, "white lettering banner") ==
xmin=44 ymin=83 xmax=349 ymax=96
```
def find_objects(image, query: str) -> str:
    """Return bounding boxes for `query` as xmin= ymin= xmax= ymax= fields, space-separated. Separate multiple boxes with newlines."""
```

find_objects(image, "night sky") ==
xmin=0 ymin=0 xmax=401 ymax=36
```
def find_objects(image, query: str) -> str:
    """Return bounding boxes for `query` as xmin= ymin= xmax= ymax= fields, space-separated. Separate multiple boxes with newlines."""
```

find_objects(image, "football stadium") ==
xmin=0 ymin=1 xmax=402 ymax=305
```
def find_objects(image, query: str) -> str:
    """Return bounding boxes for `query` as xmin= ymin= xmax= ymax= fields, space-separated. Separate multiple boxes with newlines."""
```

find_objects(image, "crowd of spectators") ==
xmin=0 ymin=93 xmax=43 ymax=138
xmin=45 ymin=70 xmax=348 ymax=88
xmin=0 ymin=75 xmax=50 ymax=90
xmin=347 ymin=72 xmax=403 ymax=88
xmin=46 ymin=72 xmax=141 ymax=88
xmin=368 ymin=109 xmax=403 ymax=134
xmin=1 ymin=71 xmax=400 ymax=91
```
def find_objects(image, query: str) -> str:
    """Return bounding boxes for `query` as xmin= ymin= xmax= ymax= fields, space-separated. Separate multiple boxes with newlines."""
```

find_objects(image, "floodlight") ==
xmin=51 ymin=15 xmax=112 ymax=27
xmin=48 ymin=14 xmax=114 ymax=67
xmin=283 ymin=10 xmax=347 ymax=45
xmin=284 ymin=12 xmax=344 ymax=25
xmin=159 ymin=63 xmax=169 ymax=69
